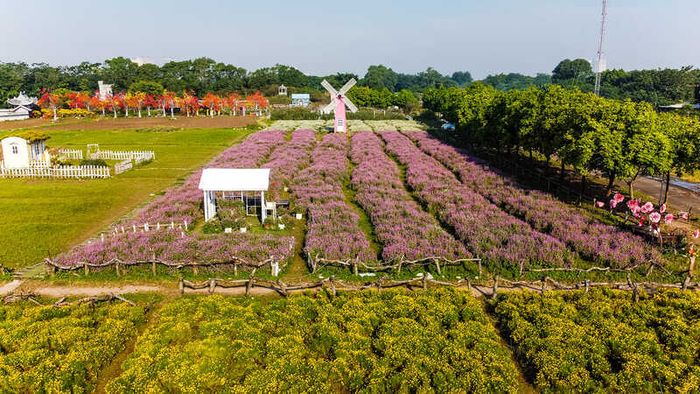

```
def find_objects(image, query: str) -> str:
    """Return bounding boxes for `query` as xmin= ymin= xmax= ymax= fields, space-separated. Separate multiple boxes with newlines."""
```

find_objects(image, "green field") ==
xmin=0 ymin=127 xmax=255 ymax=268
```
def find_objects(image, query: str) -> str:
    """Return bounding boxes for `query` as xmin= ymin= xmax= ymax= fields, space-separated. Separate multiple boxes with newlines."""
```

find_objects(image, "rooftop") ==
xmin=198 ymin=168 xmax=270 ymax=192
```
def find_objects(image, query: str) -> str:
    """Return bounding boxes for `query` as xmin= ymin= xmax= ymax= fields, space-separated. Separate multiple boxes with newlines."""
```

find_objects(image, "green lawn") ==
xmin=0 ymin=127 xmax=255 ymax=268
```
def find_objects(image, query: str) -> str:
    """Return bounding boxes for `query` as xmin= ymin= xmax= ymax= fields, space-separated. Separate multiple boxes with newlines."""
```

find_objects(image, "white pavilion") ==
xmin=198 ymin=168 xmax=277 ymax=223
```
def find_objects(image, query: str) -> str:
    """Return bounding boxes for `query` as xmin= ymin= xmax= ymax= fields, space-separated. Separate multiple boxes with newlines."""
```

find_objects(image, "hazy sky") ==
xmin=0 ymin=0 xmax=698 ymax=78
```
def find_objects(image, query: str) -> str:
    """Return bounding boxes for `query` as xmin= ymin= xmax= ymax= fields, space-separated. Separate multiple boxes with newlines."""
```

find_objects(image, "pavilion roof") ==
xmin=198 ymin=168 xmax=270 ymax=192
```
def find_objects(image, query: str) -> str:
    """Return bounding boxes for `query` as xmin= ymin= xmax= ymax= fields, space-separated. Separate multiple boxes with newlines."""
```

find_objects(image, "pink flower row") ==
xmin=381 ymin=131 xmax=568 ymax=269
xmin=263 ymin=129 xmax=317 ymax=200
xmin=292 ymin=134 xmax=375 ymax=262
xmin=55 ymin=230 xmax=295 ymax=266
xmin=408 ymin=132 xmax=661 ymax=268
xmin=350 ymin=132 xmax=469 ymax=262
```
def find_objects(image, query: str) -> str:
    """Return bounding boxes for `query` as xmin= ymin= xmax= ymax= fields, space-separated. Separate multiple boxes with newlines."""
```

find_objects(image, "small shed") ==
xmin=198 ymin=168 xmax=272 ymax=223
xmin=1 ymin=133 xmax=50 ymax=169
xmin=291 ymin=94 xmax=311 ymax=107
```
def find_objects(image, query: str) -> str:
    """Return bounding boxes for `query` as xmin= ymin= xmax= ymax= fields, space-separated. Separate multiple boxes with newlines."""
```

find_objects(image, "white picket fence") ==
xmin=0 ymin=165 xmax=110 ymax=179
xmin=114 ymin=159 xmax=133 ymax=175
xmin=91 ymin=150 xmax=155 ymax=162
xmin=58 ymin=149 xmax=83 ymax=160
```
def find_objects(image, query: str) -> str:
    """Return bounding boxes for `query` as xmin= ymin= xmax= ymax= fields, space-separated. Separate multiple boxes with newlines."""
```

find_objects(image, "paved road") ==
xmin=635 ymin=176 xmax=700 ymax=212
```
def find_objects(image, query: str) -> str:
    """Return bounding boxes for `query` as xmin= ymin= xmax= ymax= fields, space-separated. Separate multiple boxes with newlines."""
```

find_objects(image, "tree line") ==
xmin=424 ymin=83 xmax=700 ymax=201
xmin=0 ymin=57 xmax=471 ymax=104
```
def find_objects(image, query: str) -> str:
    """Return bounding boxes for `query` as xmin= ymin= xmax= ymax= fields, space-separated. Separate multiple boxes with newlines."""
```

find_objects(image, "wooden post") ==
xmin=115 ymin=262 xmax=121 ymax=276
xmin=491 ymin=276 xmax=499 ymax=299
xmin=352 ymin=260 xmax=358 ymax=276
xmin=151 ymin=261 xmax=157 ymax=276
xmin=84 ymin=262 xmax=89 ymax=276
xmin=178 ymin=278 xmax=185 ymax=295
xmin=585 ymin=279 xmax=590 ymax=293
xmin=422 ymin=274 xmax=427 ymax=290
xmin=434 ymin=258 xmax=441 ymax=275
xmin=234 ymin=264 xmax=238 ymax=276
xmin=208 ymin=279 xmax=216 ymax=294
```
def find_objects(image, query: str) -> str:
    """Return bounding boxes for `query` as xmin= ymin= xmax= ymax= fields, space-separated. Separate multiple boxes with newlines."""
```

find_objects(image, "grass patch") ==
xmin=0 ymin=127 xmax=256 ymax=268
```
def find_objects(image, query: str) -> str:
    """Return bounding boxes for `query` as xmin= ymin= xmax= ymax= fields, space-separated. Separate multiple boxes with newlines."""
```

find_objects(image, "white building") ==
xmin=291 ymin=93 xmax=311 ymax=107
xmin=0 ymin=92 xmax=38 ymax=122
xmin=98 ymin=81 xmax=113 ymax=101
xmin=0 ymin=135 xmax=51 ymax=169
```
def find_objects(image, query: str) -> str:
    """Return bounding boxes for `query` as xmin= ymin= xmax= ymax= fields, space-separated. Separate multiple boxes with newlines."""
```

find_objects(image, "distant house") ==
xmin=291 ymin=94 xmax=311 ymax=107
xmin=278 ymin=85 xmax=288 ymax=96
xmin=0 ymin=92 xmax=38 ymax=122
xmin=98 ymin=81 xmax=113 ymax=100
xmin=0 ymin=133 xmax=50 ymax=169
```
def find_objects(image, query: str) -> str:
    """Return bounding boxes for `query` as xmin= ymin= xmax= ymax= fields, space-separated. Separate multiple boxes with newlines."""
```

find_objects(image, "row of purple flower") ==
xmin=350 ymin=132 xmax=469 ymax=262
xmin=292 ymin=134 xmax=375 ymax=262
xmin=406 ymin=132 xmax=661 ymax=268
xmin=381 ymin=131 xmax=568 ymax=269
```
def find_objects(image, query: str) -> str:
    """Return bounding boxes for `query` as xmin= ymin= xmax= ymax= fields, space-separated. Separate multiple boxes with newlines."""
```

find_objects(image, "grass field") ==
xmin=0 ymin=125 xmax=256 ymax=268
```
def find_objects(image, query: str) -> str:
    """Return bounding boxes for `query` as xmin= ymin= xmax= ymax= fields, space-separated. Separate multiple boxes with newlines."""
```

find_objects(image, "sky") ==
xmin=0 ymin=0 xmax=698 ymax=79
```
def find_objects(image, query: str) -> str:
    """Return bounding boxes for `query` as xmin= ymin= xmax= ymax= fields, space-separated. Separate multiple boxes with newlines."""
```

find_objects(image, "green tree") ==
xmin=101 ymin=57 xmax=139 ymax=91
xmin=362 ymin=65 xmax=399 ymax=91
xmin=128 ymin=80 xmax=165 ymax=96
xmin=451 ymin=71 xmax=473 ymax=86
xmin=552 ymin=58 xmax=593 ymax=84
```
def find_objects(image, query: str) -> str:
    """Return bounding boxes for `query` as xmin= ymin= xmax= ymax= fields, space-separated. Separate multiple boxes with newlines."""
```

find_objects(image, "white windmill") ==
xmin=321 ymin=78 xmax=358 ymax=132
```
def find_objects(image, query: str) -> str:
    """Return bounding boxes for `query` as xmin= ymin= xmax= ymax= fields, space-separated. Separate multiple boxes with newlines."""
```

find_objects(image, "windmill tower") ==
xmin=594 ymin=0 xmax=608 ymax=96
xmin=321 ymin=79 xmax=358 ymax=132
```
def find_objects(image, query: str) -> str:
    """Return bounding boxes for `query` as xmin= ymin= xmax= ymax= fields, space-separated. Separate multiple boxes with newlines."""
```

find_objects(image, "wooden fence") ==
xmin=44 ymin=256 xmax=284 ymax=277
xmin=0 ymin=165 xmax=110 ymax=179
xmin=57 ymin=149 xmax=83 ymax=160
xmin=309 ymin=255 xmax=483 ymax=275
xmin=179 ymin=272 xmax=700 ymax=300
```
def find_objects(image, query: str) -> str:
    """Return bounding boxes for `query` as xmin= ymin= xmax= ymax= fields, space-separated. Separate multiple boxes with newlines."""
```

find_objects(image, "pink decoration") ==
xmin=613 ymin=193 xmax=625 ymax=203
xmin=681 ymin=212 xmax=689 ymax=220
xmin=694 ymin=229 xmax=700 ymax=239
xmin=649 ymin=212 xmax=661 ymax=224
xmin=659 ymin=204 xmax=667 ymax=213
xmin=664 ymin=213 xmax=674 ymax=223
xmin=609 ymin=199 xmax=618 ymax=209
xmin=641 ymin=202 xmax=654 ymax=214
xmin=595 ymin=201 xmax=605 ymax=208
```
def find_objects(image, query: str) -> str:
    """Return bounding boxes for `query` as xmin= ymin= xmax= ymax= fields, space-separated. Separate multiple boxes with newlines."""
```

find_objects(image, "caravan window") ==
xmin=11 ymin=144 xmax=18 ymax=154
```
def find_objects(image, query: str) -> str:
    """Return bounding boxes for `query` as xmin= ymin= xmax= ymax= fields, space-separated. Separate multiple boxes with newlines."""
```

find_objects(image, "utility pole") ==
xmin=594 ymin=0 xmax=608 ymax=96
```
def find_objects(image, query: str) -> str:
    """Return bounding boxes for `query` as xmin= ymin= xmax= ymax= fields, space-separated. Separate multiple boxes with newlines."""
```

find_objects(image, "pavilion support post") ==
xmin=261 ymin=191 xmax=267 ymax=223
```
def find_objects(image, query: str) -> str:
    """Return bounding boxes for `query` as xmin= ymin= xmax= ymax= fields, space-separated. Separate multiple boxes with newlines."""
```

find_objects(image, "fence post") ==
xmin=115 ymin=261 xmax=121 ymax=276
xmin=178 ymin=278 xmax=185 ymax=295
xmin=208 ymin=278 xmax=216 ymax=294
xmin=83 ymin=262 xmax=89 ymax=276
xmin=434 ymin=258 xmax=441 ymax=275
xmin=491 ymin=276 xmax=499 ymax=299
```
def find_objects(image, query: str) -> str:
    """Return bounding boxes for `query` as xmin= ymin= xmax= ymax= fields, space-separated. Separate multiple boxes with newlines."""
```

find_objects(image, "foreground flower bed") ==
xmin=0 ymin=301 xmax=146 ymax=393
xmin=381 ymin=131 xmax=567 ymax=269
xmin=350 ymin=132 xmax=468 ymax=261
xmin=408 ymin=132 xmax=661 ymax=268
xmin=493 ymin=289 xmax=700 ymax=392
xmin=293 ymin=134 xmax=375 ymax=262
xmin=106 ymin=289 xmax=520 ymax=393
xmin=54 ymin=230 xmax=294 ymax=267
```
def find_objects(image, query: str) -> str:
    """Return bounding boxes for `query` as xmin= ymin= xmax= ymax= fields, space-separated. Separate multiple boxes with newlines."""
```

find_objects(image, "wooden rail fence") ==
xmin=45 ymin=256 xmax=284 ymax=277
xmin=180 ymin=272 xmax=700 ymax=301
xmin=309 ymin=255 xmax=483 ymax=275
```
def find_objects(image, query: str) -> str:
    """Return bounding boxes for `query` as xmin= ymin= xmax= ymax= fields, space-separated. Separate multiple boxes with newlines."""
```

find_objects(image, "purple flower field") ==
xmin=350 ymin=132 xmax=469 ymax=262
xmin=263 ymin=129 xmax=317 ymax=200
xmin=406 ymin=131 xmax=661 ymax=268
xmin=292 ymin=134 xmax=375 ymax=262
xmin=381 ymin=131 xmax=568 ymax=269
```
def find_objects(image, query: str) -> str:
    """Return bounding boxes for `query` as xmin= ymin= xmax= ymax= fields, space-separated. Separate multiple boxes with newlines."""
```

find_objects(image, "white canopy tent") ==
xmin=198 ymin=168 xmax=271 ymax=223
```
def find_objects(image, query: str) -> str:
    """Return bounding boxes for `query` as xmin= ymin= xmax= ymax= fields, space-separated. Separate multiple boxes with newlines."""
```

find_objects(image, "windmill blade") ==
xmin=338 ymin=78 xmax=357 ymax=95
xmin=321 ymin=79 xmax=338 ymax=96
xmin=321 ymin=99 xmax=337 ymax=114
xmin=344 ymin=97 xmax=359 ymax=113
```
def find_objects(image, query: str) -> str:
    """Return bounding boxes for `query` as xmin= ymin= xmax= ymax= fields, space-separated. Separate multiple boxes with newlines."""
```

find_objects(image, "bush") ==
xmin=80 ymin=159 xmax=108 ymax=167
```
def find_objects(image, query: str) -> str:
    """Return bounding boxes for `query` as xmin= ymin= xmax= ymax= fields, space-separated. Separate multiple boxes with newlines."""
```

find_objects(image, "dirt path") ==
xmin=31 ymin=284 xmax=163 ymax=297
xmin=0 ymin=280 xmax=23 ymax=295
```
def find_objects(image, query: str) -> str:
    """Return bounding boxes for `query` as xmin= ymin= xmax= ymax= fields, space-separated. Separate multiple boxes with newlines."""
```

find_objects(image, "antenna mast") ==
xmin=594 ymin=0 xmax=608 ymax=96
